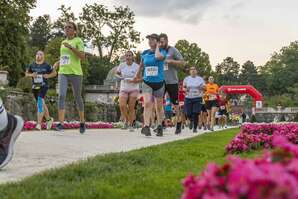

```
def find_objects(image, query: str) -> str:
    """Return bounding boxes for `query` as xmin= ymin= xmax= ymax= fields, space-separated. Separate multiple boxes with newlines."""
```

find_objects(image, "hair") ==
xmin=125 ymin=50 xmax=134 ymax=57
xmin=159 ymin=33 xmax=168 ymax=40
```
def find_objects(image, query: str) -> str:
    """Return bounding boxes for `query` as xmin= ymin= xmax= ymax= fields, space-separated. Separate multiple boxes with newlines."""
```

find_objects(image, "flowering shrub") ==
xmin=226 ymin=123 xmax=298 ymax=153
xmin=23 ymin=121 xmax=113 ymax=131
xmin=182 ymin=135 xmax=298 ymax=199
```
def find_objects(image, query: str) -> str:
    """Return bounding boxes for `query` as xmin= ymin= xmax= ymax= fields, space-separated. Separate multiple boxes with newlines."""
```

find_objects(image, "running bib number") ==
xmin=164 ymin=62 xmax=169 ymax=71
xmin=145 ymin=66 xmax=158 ymax=76
xmin=209 ymin=94 xmax=217 ymax=100
xmin=220 ymin=105 xmax=226 ymax=110
xmin=189 ymin=88 xmax=199 ymax=97
xmin=33 ymin=75 xmax=43 ymax=84
xmin=60 ymin=55 xmax=70 ymax=66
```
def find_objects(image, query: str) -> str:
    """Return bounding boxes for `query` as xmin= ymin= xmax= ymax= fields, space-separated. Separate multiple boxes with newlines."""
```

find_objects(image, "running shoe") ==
xmin=189 ymin=121 xmax=193 ymax=130
xmin=156 ymin=125 xmax=163 ymax=137
xmin=80 ymin=123 xmax=86 ymax=134
xmin=141 ymin=126 xmax=151 ymax=136
xmin=55 ymin=123 xmax=64 ymax=131
xmin=46 ymin=117 xmax=54 ymax=130
xmin=36 ymin=124 xmax=42 ymax=131
xmin=0 ymin=113 xmax=24 ymax=169
xmin=121 ymin=123 xmax=128 ymax=130
xmin=175 ymin=122 xmax=182 ymax=135
xmin=193 ymin=129 xmax=198 ymax=133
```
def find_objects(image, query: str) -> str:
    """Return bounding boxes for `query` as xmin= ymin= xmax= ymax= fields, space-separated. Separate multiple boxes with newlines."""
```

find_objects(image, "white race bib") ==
xmin=145 ymin=66 xmax=158 ymax=77
xmin=60 ymin=55 xmax=70 ymax=66
xmin=33 ymin=74 xmax=43 ymax=84
xmin=220 ymin=105 xmax=226 ymax=110
xmin=164 ymin=62 xmax=169 ymax=71
xmin=189 ymin=88 xmax=199 ymax=97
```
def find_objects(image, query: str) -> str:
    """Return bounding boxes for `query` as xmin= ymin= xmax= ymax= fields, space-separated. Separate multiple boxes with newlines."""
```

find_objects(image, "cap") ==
xmin=146 ymin=33 xmax=159 ymax=40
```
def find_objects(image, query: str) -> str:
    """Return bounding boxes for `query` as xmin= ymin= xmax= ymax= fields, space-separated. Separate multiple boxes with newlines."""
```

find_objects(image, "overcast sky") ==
xmin=30 ymin=0 xmax=298 ymax=66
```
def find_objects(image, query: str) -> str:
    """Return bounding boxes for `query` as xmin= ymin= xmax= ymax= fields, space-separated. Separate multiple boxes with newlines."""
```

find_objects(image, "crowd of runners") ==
xmin=0 ymin=22 xmax=231 ymax=169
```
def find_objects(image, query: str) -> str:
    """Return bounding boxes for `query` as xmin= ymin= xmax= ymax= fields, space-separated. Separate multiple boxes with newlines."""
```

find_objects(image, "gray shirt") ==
xmin=164 ymin=46 xmax=184 ymax=84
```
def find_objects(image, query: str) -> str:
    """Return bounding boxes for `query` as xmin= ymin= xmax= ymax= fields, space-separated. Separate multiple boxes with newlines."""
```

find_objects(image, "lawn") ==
xmin=0 ymin=128 xmax=261 ymax=199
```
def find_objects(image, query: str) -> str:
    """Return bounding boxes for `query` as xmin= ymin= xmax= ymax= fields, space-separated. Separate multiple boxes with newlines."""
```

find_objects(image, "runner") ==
xmin=26 ymin=51 xmax=56 ymax=130
xmin=218 ymin=94 xmax=228 ymax=128
xmin=0 ymin=98 xmax=24 ymax=169
xmin=116 ymin=51 xmax=140 ymax=132
xmin=199 ymin=76 xmax=208 ymax=130
xmin=131 ymin=33 xmax=167 ymax=136
xmin=54 ymin=22 xmax=86 ymax=133
xmin=178 ymin=83 xmax=187 ymax=129
xmin=183 ymin=66 xmax=205 ymax=133
xmin=205 ymin=76 xmax=219 ymax=131
xmin=159 ymin=33 xmax=185 ymax=134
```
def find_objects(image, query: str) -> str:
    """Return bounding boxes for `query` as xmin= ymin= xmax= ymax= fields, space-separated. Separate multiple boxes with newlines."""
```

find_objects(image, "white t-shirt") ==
xmin=183 ymin=76 xmax=205 ymax=99
xmin=117 ymin=62 xmax=140 ymax=91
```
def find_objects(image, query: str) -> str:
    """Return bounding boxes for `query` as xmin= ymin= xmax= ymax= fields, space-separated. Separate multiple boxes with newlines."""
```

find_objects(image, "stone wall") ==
xmin=2 ymin=91 xmax=119 ymax=122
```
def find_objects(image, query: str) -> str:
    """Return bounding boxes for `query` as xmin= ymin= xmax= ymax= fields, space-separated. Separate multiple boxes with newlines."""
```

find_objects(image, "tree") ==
xmin=29 ymin=15 xmax=52 ymax=51
xmin=175 ymin=39 xmax=211 ymax=79
xmin=239 ymin=60 xmax=259 ymax=85
xmin=44 ymin=36 xmax=64 ymax=65
xmin=0 ymin=0 xmax=36 ymax=85
xmin=215 ymin=57 xmax=240 ymax=85
xmin=79 ymin=4 xmax=141 ymax=62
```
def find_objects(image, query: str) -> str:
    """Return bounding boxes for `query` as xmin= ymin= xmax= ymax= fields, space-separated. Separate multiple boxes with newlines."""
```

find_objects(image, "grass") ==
xmin=0 ymin=128 xmax=262 ymax=199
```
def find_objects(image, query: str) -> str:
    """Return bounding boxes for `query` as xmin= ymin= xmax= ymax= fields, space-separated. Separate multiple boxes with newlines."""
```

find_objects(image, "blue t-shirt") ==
xmin=141 ymin=49 xmax=167 ymax=83
xmin=27 ymin=62 xmax=53 ymax=87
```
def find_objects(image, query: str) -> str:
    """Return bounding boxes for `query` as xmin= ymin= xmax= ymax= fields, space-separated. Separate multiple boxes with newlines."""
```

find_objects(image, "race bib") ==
xmin=164 ymin=62 xmax=169 ymax=71
xmin=220 ymin=105 xmax=226 ymax=110
xmin=60 ymin=55 xmax=70 ymax=66
xmin=33 ymin=74 xmax=43 ymax=84
xmin=145 ymin=66 xmax=158 ymax=76
xmin=209 ymin=94 xmax=216 ymax=100
xmin=189 ymin=88 xmax=199 ymax=97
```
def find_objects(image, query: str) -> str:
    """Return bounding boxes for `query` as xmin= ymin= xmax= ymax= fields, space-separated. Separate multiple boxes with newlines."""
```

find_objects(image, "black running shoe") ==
xmin=141 ymin=126 xmax=151 ymax=136
xmin=193 ymin=129 xmax=198 ymax=133
xmin=0 ymin=113 xmax=24 ymax=169
xmin=156 ymin=125 xmax=163 ymax=137
xmin=80 ymin=123 xmax=86 ymax=134
xmin=55 ymin=123 xmax=64 ymax=131
xmin=175 ymin=122 xmax=182 ymax=135
xmin=189 ymin=121 xmax=193 ymax=130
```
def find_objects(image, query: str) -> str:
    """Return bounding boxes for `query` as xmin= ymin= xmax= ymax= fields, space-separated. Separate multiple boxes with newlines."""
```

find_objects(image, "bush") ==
xmin=16 ymin=77 xmax=32 ymax=92
xmin=250 ymin=114 xmax=257 ymax=123
xmin=85 ymin=102 xmax=101 ymax=122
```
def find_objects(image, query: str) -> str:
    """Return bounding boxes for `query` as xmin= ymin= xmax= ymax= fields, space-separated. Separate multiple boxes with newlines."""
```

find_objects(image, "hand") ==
xmin=63 ymin=42 xmax=73 ymax=50
xmin=128 ymin=77 xmax=140 ymax=83
xmin=32 ymin=72 xmax=38 ymax=78
xmin=43 ymin=74 xmax=49 ymax=79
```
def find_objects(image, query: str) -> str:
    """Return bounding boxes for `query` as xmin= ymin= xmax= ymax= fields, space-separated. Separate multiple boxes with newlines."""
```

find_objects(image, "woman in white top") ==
xmin=116 ymin=51 xmax=140 ymax=131
xmin=183 ymin=66 xmax=205 ymax=133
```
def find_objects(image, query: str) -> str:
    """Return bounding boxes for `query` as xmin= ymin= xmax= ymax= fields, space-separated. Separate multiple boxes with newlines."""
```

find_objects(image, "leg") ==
xmin=58 ymin=74 xmax=68 ymax=125
xmin=211 ymin=106 xmax=217 ymax=130
xmin=127 ymin=94 xmax=138 ymax=126
xmin=69 ymin=75 xmax=85 ymax=123
xmin=119 ymin=94 xmax=129 ymax=124
xmin=143 ymin=93 xmax=153 ymax=127
xmin=154 ymin=97 xmax=164 ymax=126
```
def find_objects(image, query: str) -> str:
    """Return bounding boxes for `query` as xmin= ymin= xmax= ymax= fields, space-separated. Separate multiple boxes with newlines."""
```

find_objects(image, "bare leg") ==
xmin=128 ymin=96 xmax=137 ymax=125
xmin=119 ymin=96 xmax=129 ymax=124
xmin=143 ymin=93 xmax=153 ymax=127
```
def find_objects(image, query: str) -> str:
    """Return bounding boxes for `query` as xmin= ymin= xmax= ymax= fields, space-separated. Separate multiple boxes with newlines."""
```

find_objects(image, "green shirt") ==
xmin=59 ymin=37 xmax=84 ymax=76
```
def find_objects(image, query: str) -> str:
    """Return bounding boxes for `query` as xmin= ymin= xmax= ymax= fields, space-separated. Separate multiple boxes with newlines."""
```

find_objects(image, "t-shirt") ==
xmin=141 ymin=49 xmax=167 ymax=83
xmin=206 ymin=83 xmax=219 ymax=100
xmin=164 ymin=46 xmax=184 ymax=84
xmin=59 ymin=37 xmax=84 ymax=76
xmin=117 ymin=62 xmax=140 ymax=91
xmin=27 ymin=62 xmax=53 ymax=88
xmin=183 ymin=76 xmax=205 ymax=99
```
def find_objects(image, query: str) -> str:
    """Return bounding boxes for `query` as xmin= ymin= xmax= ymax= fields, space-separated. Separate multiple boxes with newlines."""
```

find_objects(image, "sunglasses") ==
xmin=64 ymin=26 xmax=73 ymax=29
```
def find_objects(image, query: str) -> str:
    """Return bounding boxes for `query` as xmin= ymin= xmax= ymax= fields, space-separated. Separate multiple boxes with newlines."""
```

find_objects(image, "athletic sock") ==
xmin=0 ymin=99 xmax=8 ymax=132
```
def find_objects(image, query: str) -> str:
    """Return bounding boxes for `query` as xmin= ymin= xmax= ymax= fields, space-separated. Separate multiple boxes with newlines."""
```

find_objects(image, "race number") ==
xmin=33 ymin=74 xmax=43 ymax=84
xmin=164 ymin=62 xmax=169 ymax=71
xmin=60 ymin=55 xmax=70 ymax=66
xmin=220 ymin=105 xmax=226 ymax=110
xmin=189 ymin=88 xmax=199 ymax=98
xmin=145 ymin=66 xmax=158 ymax=76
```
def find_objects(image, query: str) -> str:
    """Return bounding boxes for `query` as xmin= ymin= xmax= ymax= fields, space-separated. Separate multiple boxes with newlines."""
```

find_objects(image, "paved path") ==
xmin=0 ymin=127 xmax=231 ymax=184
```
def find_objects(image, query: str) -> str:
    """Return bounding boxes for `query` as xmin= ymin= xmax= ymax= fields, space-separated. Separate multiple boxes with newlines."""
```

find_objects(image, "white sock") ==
xmin=0 ymin=99 xmax=8 ymax=131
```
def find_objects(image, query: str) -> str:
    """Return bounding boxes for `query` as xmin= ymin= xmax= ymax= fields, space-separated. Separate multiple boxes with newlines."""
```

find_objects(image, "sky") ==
xmin=30 ymin=0 xmax=298 ymax=66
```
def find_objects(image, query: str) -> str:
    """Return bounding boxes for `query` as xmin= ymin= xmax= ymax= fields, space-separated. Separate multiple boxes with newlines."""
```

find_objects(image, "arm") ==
xmin=129 ymin=61 xmax=143 ymax=83
xmin=43 ymin=67 xmax=57 ymax=79
xmin=155 ymin=45 xmax=164 ymax=61
xmin=63 ymin=42 xmax=86 ymax=61
xmin=165 ymin=48 xmax=185 ymax=68
xmin=25 ymin=68 xmax=37 ymax=78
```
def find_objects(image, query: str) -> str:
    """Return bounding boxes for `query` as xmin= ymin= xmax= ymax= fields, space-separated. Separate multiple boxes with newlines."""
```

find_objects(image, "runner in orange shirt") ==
xmin=205 ymin=76 xmax=219 ymax=131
